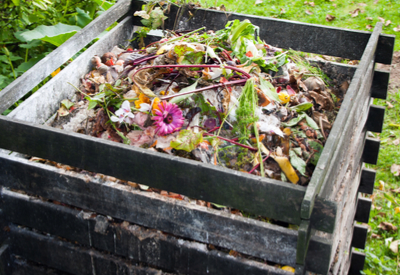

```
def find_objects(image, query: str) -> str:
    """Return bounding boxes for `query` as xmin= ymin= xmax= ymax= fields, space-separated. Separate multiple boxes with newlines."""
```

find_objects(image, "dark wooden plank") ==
xmin=358 ymin=168 xmax=376 ymax=195
xmin=11 ymin=257 xmax=71 ymax=275
xmin=9 ymin=16 xmax=136 ymax=124
xmin=348 ymin=249 xmax=366 ymax=275
xmin=0 ymin=157 xmax=300 ymax=267
xmin=301 ymin=23 xmax=381 ymax=220
xmin=296 ymin=220 xmax=311 ymax=266
xmin=8 ymin=224 xmax=169 ymax=275
xmin=0 ymin=188 xmax=295 ymax=274
xmin=371 ymin=70 xmax=390 ymax=99
xmin=159 ymin=4 xmax=394 ymax=64
xmin=366 ymin=105 xmax=385 ymax=133
xmin=0 ymin=244 xmax=12 ymax=275
xmin=0 ymin=117 xmax=334 ymax=231
xmin=0 ymin=0 xmax=132 ymax=114
xmin=362 ymin=137 xmax=380 ymax=165
xmin=355 ymin=197 xmax=372 ymax=224
xmin=351 ymin=224 xmax=368 ymax=250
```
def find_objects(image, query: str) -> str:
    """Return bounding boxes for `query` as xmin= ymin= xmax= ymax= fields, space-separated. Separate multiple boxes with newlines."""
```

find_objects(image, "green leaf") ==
xmin=32 ymin=0 xmax=48 ymax=10
xmin=74 ymin=8 xmax=92 ymax=28
xmin=17 ymin=23 xmax=81 ymax=46
xmin=87 ymin=99 xmax=98 ymax=110
xmin=61 ymin=99 xmax=74 ymax=110
xmin=259 ymin=76 xmax=280 ymax=102
xmin=290 ymin=102 xmax=313 ymax=112
xmin=16 ymin=56 xmax=44 ymax=72
xmin=289 ymin=149 xmax=306 ymax=176
xmin=282 ymin=113 xmax=319 ymax=130
xmin=18 ymin=40 xmax=42 ymax=49
xmin=169 ymin=80 xmax=199 ymax=104
xmin=170 ymin=129 xmax=203 ymax=152
xmin=11 ymin=0 xmax=20 ymax=6
xmin=308 ymin=140 xmax=323 ymax=166
xmin=91 ymin=0 xmax=114 ymax=11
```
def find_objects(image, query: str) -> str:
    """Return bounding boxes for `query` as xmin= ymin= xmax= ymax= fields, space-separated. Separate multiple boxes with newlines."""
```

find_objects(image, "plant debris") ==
xmin=52 ymin=19 xmax=346 ymax=187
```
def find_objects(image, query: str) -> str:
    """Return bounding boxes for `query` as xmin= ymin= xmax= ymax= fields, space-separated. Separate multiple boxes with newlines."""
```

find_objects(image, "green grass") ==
xmin=193 ymin=0 xmax=400 ymax=273
xmin=196 ymin=0 xmax=400 ymax=51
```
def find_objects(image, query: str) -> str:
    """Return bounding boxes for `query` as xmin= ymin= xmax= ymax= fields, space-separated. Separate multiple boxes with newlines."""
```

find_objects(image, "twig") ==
xmin=319 ymin=116 xmax=326 ymax=140
xmin=203 ymin=133 xmax=258 ymax=152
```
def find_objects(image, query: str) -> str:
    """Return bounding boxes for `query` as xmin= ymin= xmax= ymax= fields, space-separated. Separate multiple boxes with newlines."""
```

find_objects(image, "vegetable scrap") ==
xmin=55 ymin=19 xmax=346 ymax=186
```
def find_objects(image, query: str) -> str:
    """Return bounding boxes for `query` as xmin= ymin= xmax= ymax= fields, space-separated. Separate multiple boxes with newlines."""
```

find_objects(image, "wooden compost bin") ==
xmin=0 ymin=0 xmax=395 ymax=274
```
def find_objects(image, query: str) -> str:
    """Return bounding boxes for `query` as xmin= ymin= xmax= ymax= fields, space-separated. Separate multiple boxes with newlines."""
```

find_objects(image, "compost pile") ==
xmin=57 ymin=19 xmax=342 ymax=187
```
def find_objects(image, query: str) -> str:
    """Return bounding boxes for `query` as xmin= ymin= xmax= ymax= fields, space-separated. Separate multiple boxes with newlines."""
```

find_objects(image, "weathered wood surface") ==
xmin=0 ymin=245 xmax=12 ymax=275
xmin=0 ymin=0 xmax=132 ymax=114
xmin=358 ymin=168 xmax=376 ymax=195
xmin=0 ymin=117 xmax=336 ymax=232
xmin=0 ymin=158 xmax=332 ymax=274
xmin=7 ymin=224 xmax=172 ymax=275
xmin=160 ymin=4 xmax=394 ymax=64
xmin=9 ymin=258 xmax=71 ymax=275
xmin=301 ymin=22 xmax=382 ymax=220
xmin=1 ymin=189 xmax=291 ymax=275
xmin=8 ymin=16 xmax=136 ymax=124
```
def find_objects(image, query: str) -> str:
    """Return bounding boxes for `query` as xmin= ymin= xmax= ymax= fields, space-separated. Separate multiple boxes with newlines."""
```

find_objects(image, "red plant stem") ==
xmin=203 ymin=133 xmax=258 ymax=152
xmin=207 ymin=127 xmax=220 ymax=133
xmin=161 ymin=79 xmax=247 ymax=100
xmin=249 ymin=154 xmax=270 ymax=174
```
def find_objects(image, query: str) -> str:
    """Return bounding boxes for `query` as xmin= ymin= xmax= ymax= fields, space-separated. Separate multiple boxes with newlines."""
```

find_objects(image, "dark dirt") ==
xmin=377 ymin=51 xmax=400 ymax=94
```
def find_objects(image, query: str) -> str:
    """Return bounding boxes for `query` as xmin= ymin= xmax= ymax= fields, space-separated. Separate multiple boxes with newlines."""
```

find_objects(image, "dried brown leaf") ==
xmin=386 ymin=101 xmax=394 ymax=108
xmin=350 ymin=8 xmax=360 ymax=17
xmin=332 ymin=3 xmax=337 ymax=7
xmin=393 ymin=139 xmax=400 ymax=146
xmin=394 ymin=25 xmax=400 ymax=32
xmin=371 ymin=233 xmax=382 ymax=239
xmin=392 ymin=187 xmax=400 ymax=194
xmin=326 ymin=14 xmax=335 ymax=22
xmin=366 ymin=17 xmax=373 ymax=21
xmin=305 ymin=10 xmax=313 ymax=15
xmin=366 ymin=25 xmax=373 ymax=30
xmin=385 ymin=20 xmax=391 ymax=26
xmin=391 ymin=164 xmax=400 ymax=176
xmin=390 ymin=240 xmax=399 ymax=253
xmin=358 ymin=3 xmax=367 ymax=7
xmin=378 ymin=222 xmax=398 ymax=232
xmin=309 ymin=1 xmax=315 ymax=6
xmin=255 ymin=0 xmax=263 ymax=5
xmin=378 ymin=17 xmax=385 ymax=23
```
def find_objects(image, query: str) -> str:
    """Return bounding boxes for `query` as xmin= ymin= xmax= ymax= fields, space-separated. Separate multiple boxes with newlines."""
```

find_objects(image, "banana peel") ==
xmin=272 ymin=155 xmax=299 ymax=184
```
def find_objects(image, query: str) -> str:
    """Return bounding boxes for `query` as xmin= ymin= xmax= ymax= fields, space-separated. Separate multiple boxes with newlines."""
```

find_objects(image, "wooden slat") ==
xmin=355 ymin=197 xmax=372 ymax=224
xmin=0 ymin=117 xmax=335 ymax=232
xmin=0 ymin=0 xmax=132 ymax=114
xmin=8 ymin=224 xmax=170 ymax=275
xmin=8 ymin=16 xmax=136 ymax=124
xmin=366 ymin=105 xmax=385 ymax=133
xmin=10 ymin=258 xmax=71 ymax=275
xmin=362 ymin=137 xmax=381 ymax=165
xmin=0 ymin=244 xmax=12 ymax=275
xmin=348 ymin=249 xmax=366 ymax=275
xmin=301 ymin=23 xmax=382 ymax=221
xmin=296 ymin=220 xmax=311 ymax=267
xmin=358 ymin=168 xmax=376 ymax=195
xmin=371 ymin=70 xmax=390 ymax=99
xmin=351 ymin=224 xmax=368 ymax=250
xmin=159 ymin=4 xmax=394 ymax=64
xmin=1 ymin=189 xmax=290 ymax=275
xmin=0 ymin=158 xmax=333 ymax=274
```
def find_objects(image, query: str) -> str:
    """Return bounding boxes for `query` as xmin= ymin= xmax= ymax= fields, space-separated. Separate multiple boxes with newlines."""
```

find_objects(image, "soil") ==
xmin=377 ymin=51 xmax=400 ymax=94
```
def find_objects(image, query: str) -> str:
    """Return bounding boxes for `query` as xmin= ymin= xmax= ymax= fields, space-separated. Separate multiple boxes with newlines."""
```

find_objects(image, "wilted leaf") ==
xmin=366 ymin=25 xmax=373 ymax=30
xmin=379 ymin=180 xmax=385 ymax=191
xmin=393 ymin=139 xmax=400 ymax=146
xmin=170 ymin=129 xmax=203 ymax=152
xmin=391 ymin=164 xmax=400 ymax=176
xmin=169 ymin=80 xmax=198 ymax=104
xmin=395 ymin=207 xmax=400 ymax=214
xmin=57 ymin=106 xmax=70 ymax=116
xmin=326 ymin=14 xmax=335 ymax=22
xmin=378 ymin=222 xmax=398 ymax=232
xmin=366 ymin=17 xmax=373 ymax=21
xmin=371 ymin=233 xmax=382 ymax=239
xmin=386 ymin=101 xmax=394 ymax=108
xmin=378 ymin=17 xmax=385 ymax=23
xmin=305 ymin=10 xmax=313 ymax=15
xmin=389 ymin=240 xmax=399 ymax=254
xmin=289 ymin=149 xmax=306 ymax=176
xmin=290 ymin=102 xmax=313 ymax=112
xmin=350 ymin=9 xmax=360 ymax=17
xmin=385 ymin=20 xmax=391 ymax=26
xmin=394 ymin=25 xmax=400 ymax=32
xmin=255 ymin=0 xmax=263 ymax=4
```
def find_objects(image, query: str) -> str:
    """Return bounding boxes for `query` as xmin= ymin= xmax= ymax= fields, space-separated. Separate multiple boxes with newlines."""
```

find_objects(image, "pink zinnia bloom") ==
xmin=152 ymin=101 xmax=184 ymax=136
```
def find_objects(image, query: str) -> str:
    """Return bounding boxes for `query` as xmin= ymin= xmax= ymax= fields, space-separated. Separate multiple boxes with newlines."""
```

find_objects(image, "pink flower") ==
xmin=152 ymin=101 xmax=184 ymax=135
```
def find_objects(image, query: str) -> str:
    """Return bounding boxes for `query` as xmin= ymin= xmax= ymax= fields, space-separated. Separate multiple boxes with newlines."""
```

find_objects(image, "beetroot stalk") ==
xmin=249 ymin=154 xmax=270 ymax=174
xmin=203 ymin=133 xmax=258 ymax=152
